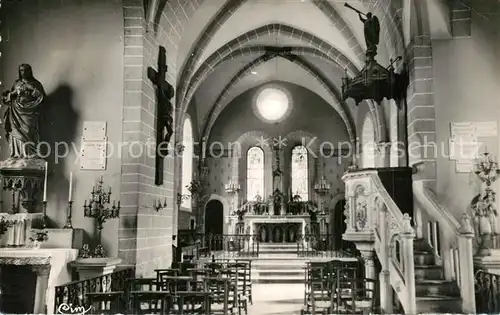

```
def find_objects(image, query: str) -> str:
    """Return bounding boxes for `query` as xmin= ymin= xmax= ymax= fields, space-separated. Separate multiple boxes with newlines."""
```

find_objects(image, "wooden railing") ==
xmin=413 ymin=180 xmax=476 ymax=313
xmin=53 ymin=267 xmax=134 ymax=312
xmin=296 ymin=234 xmax=358 ymax=258
xmin=475 ymin=270 xmax=500 ymax=313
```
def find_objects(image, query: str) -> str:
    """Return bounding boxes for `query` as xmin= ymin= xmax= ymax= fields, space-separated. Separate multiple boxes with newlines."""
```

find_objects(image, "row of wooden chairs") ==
xmin=302 ymin=259 xmax=379 ymax=315
xmin=83 ymin=260 xmax=252 ymax=314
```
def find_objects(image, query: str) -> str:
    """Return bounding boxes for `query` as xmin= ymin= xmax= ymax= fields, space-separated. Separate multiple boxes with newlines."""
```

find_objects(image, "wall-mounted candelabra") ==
xmin=473 ymin=151 xmax=500 ymax=256
xmin=82 ymin=176 xmax=120 ymax=257
xmin=154 ymin=198 xmax=167 ymax=211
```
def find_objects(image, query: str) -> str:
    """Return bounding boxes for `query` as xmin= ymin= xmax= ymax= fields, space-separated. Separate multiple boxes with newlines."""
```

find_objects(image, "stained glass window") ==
xmin=247 ymin=147 xmax=264 ymax=201
xmin=181 ymin=118 xmax=193 ymax=209
xmin=291 ymin=146 xmax=309 ymax=201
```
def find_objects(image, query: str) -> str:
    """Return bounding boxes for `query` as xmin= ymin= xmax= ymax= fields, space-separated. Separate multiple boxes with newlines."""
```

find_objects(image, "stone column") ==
xmin=31 ymin=264 xmax=50 ymax=314
xmin=376 ymin=142 xmax=391 ymax=168
xmin=360 ymin=250 xmax=375 ymax=298
xmin=379 ymin=270 xmax=393 ymax=313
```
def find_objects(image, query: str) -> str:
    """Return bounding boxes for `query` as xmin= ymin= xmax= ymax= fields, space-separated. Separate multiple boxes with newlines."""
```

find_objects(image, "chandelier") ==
xmin=225 ymin=180 xmax=240 ymax=194
xmin=314 ymin=176 xmax=331 ymax=196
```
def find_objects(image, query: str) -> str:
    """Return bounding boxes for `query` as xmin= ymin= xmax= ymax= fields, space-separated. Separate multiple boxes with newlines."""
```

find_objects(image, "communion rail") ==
xmin=475 ymin=270 xmax=500 ymax=313
xmin=296 ymin=233 xmax=359 ymax=258
xmin=53 ymin=267 xmax=134 ymax=312
xmin=413 ymin=180 xmax=475 ymax=313
xmin=181 ymin=234 xmax=260 ymax=260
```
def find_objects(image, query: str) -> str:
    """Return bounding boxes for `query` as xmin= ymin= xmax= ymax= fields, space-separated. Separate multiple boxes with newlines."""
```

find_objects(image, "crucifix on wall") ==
xmin=148 ymin=46 xmax=174 ymax=186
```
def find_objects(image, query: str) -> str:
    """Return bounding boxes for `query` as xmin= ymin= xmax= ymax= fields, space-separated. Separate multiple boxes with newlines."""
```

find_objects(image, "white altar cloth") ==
xmin=0 ymin=247 xmax=78 ymax=314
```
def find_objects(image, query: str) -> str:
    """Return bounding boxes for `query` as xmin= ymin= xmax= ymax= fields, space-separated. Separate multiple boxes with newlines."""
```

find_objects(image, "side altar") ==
xmin=0 ymin=64 xmax=121 ymax=314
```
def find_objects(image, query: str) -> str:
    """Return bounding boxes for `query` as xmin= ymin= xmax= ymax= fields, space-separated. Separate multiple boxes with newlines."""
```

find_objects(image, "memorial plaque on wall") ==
xmin=83 ymin=121 xmax=106 ymax=140
xmin=450 ymin=122 xmax=477 ymax=139
xmin=475 ymin=121 xmax=498 ymax=137
xmin=450 ymin=121 xmax=498 ymax=139
xmin=449 ymin=137 xmax=479 ymax=161
xmin=455 ymin=160 xmax=474 ymax=173
xmin=80 ymin=140 xmax=107 ymax=170
xmin=80 ymin=121 xmax=107 ymax=170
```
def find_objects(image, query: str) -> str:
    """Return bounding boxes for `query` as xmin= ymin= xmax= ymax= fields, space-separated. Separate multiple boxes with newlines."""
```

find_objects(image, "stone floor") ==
xmin=248 ymin=283 xmax=304 ymax=315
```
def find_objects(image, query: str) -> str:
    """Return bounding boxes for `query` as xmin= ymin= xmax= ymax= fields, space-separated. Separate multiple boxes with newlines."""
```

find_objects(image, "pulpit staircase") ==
xmin=412 ymin=238 xmax=462 ymax=313
xmin=342 ymin=169 xmax=476 ymax=314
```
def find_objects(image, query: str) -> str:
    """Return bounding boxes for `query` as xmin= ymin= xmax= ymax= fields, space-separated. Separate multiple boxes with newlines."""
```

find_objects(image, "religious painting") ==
xmin=246 ymin=147 xmax=264 ymax=201
xmin=291 ymin=146 xmax=309 ymax=201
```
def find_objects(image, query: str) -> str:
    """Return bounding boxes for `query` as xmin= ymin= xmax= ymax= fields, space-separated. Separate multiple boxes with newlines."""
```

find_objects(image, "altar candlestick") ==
xmin=68 ymin=172 xmax=73 ymax=201
xmin=43 ymin=162 xmax=48 ymax=201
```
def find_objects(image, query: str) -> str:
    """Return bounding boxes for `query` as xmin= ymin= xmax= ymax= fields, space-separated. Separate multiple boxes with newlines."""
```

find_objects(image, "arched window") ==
xmin=291 ymin=146 xmax=309 ymax=201
xmin=246 ymin=147 xmax=264 ymax=201
xmin=181 ymin=118 xmax=193 ymax=209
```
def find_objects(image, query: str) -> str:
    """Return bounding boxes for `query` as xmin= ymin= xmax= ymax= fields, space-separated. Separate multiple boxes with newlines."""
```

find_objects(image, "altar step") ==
xmin=252 ymin=245 xmax=306 ymax=284
xmin=252 ymin=266 xmax=305 ymax=284
xmin=258 ymin=243 xmax=297 ymax=258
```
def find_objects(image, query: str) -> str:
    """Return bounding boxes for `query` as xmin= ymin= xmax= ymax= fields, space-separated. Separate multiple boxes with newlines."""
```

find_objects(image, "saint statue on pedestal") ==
xmin=2 ymin=64 xmax=45 ymax=159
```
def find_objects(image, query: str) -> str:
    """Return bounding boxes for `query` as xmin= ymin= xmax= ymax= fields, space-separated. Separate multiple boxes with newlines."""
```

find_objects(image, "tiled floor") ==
xmin=248 ymin=284 xmax=304 ymax=315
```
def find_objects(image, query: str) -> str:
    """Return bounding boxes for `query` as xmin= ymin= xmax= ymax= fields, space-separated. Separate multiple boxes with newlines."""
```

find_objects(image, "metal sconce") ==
xmin=153 ymin=198 xmax=167 ymax=211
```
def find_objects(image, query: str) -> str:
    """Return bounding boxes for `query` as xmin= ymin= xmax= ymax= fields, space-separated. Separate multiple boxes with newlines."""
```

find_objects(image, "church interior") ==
xmin=0 ymin=0 xmax=499 ymax=314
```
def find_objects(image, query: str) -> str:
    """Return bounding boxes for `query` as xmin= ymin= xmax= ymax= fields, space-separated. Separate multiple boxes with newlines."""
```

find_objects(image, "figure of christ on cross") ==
xmin=148 ymin=46 xmax=175 ymax=186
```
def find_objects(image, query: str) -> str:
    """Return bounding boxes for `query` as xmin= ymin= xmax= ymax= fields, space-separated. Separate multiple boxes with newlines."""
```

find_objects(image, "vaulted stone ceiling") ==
xmin=165 ymin=0 xmax=452 ymax=142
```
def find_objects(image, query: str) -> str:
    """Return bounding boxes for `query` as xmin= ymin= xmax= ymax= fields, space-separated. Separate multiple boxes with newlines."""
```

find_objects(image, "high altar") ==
xmin=226 ymin=144 xmax=330 ymax=242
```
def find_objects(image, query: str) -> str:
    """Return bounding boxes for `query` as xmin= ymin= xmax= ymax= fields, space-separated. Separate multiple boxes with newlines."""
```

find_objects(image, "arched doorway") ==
xmin=204 ymin=199 xmax=224 ymax=251
xmin=204 ymin=200 xmax=224 ymax=235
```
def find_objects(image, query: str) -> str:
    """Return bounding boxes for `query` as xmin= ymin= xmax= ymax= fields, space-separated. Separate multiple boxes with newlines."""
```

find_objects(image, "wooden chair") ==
xmin=203 ymin=277 xmax=236 ymax=314
xmin=155 ymin=268 xmax=179 ymax=283
xmin=170 ymin=291 xmax=212 ymax=314
xmin=343 ymin=278 xmax=378 ymax=314
xmin=125 ymin=278 xmax=161 ymax=310
xmin=303 ymin=262 xmax=331 ymax=315
xmin=129 ymin=291 xmax=171 ymax=314
xmin=85 ymin=291 xmax=125 ymax=314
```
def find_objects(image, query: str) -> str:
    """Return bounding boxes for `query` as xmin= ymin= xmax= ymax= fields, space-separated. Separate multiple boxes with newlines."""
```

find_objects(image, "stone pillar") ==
xmin=376 ymin=142 xmax=391 ymax=168
xmin=31 ymin=264 xmax=50 ymax=314
xmin=360 ymin=250 xmax=375 ymax=298
xmin=406 ymin=36 xmax=437 ymax=191
xmin=379 ymin=270 xmax=393 ymax=313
